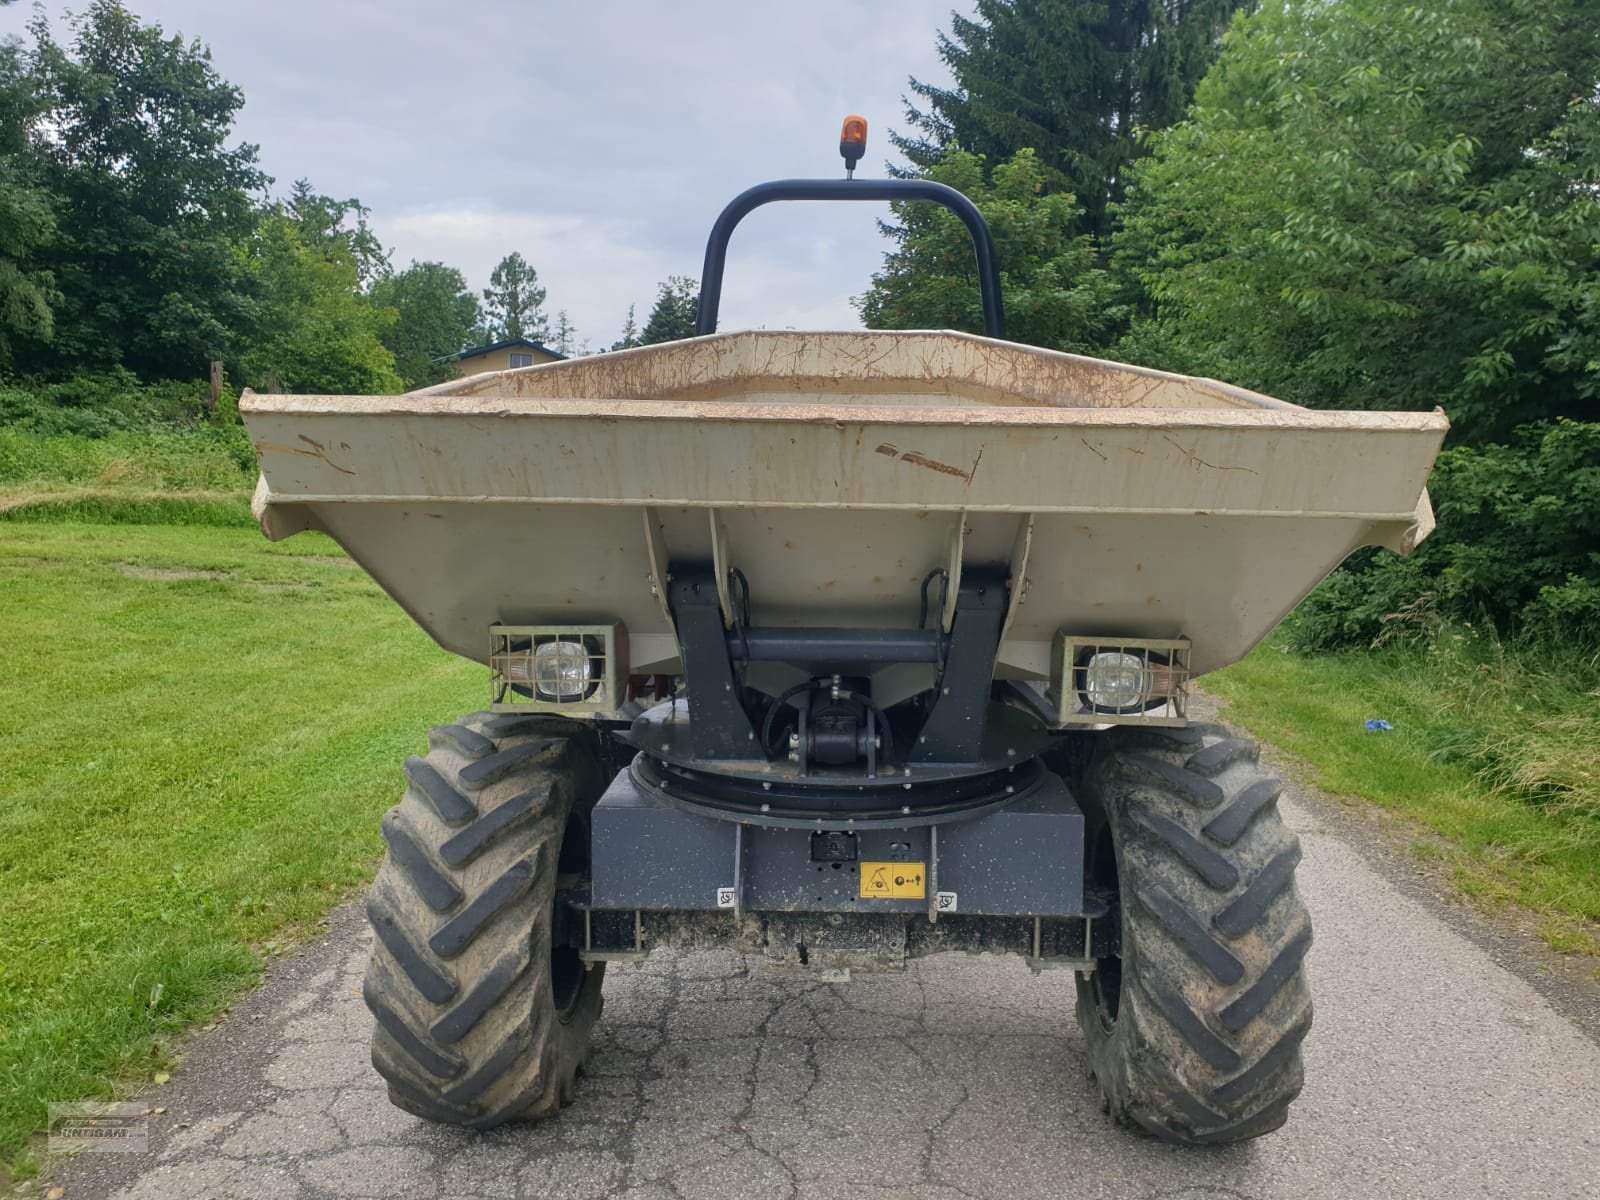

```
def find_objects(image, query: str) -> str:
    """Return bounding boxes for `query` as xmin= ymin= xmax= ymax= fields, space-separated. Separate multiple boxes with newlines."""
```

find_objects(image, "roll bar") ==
xmin=694 ymin=178 xmax=1005 ymax=339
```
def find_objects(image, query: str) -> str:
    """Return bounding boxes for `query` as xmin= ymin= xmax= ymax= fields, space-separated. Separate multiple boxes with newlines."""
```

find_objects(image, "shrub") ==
xmin=1289 ymin=420 xmax=1600 ymax=649
xmin=0 ymin=370 xmax=236 ymax=437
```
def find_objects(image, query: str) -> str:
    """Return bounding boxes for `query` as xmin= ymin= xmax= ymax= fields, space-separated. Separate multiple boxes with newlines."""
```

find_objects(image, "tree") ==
xmin=1108 ymin=0 xmax=1600 ymax=647
xmin=858 ymin=149 xmax=1117 ymax=353
xmin=0 ymin=38 xmax=57 ymax=365
xmin=1113 ymin=0 xmax=1600 ymax=443
xmin=610 ymin=304 xmax=640 ymax=351
xmin=550 ymin=309 xmax=578 ymax=356
xmin=239 ymin=209 xmax=402 ymax=395
xmin=896 ymin=0 xmax=1248 ymax=238
xmin=17 ymin=0 xmax=266 ymax=378
xmin=481 ymin=252 xmax=547 ymax=343
xmin=285 ymin=179 xmax=390 ymax=290
xmin=639 ymin=277 xmax=698 ymax=345
xmin=370 ymin=261 xmax=480 ymax=389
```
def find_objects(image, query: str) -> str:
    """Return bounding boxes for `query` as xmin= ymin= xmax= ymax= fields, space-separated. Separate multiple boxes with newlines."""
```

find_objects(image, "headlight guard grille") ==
xmin=1049 ymin=634 xmax=1192 ymax=727
xmin=489 ymin=623 xmax=627 ymax=714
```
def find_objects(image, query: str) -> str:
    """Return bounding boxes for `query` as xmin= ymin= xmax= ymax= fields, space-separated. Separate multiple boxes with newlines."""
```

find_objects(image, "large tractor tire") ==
xmin=1075 ymin=723 xmax=1312 ymax=1145
xmin=362 ymin=712 xmax=607 ymax=1127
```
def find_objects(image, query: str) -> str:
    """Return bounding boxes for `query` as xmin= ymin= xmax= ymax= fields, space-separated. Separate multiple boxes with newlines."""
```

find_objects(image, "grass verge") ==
xmin=1208 ymin=633 xmax=1600 ymax=958
xmin=0 ymin=524 xmax=481 ymax=1178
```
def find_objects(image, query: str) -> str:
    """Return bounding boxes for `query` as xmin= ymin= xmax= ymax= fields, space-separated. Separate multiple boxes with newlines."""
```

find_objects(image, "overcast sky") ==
xmin=4 ymin=0 xmax=966 ymax=350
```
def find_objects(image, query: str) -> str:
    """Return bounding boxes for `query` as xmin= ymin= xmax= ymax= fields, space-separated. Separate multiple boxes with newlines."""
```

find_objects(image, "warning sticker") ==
xmin=859 ymin=862 xmax=927 ymax=900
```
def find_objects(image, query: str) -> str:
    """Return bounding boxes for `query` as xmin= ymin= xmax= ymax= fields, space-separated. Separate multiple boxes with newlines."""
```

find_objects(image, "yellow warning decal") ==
xmin=859 ymin=862 xmax=927 ymax=900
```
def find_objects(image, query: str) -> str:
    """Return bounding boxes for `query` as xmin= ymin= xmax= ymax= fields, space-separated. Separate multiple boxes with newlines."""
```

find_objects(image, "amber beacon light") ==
xmin=839 ymin=115 xmax=868 ymax=177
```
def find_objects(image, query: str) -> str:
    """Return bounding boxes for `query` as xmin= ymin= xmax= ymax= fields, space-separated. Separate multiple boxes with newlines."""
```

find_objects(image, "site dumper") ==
xmin=240 ymin=132 xmax=1446 ymax=1145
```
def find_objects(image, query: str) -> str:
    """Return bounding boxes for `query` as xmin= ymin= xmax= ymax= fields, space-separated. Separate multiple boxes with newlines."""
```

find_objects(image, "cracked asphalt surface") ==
xmin=50 ymin=768 xmax=1600 ymax=1200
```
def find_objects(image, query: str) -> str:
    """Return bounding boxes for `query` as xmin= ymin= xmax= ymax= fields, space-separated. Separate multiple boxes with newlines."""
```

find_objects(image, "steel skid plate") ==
xmin=590 ymin=759 xmax=1087 ymax=918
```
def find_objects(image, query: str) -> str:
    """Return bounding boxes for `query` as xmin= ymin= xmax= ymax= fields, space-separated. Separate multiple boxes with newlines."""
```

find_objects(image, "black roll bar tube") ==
xmin=694 ymin=178 xmax=1005 ymax=339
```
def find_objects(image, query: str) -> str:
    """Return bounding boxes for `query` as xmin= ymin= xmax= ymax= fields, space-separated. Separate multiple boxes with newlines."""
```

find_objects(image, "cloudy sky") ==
xmin=4 ymin=0 xmax=966 ymax=350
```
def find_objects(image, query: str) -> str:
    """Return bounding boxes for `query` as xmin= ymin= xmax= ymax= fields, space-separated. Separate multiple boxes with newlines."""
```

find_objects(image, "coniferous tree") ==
xmin=610 ymin=305 xmax=640 ymax=351
xmin=895 ymin=0 xmax=1248 ymax=238
xmin=550 ymin=309 xmax=578 ymax=355
xmin=859 ymin=149 xmax=1118 ymax=352
xmin=481 ymin=252 xmax=548 ymax=342
xmin=286 ymin=180 xmax=390 ymax=290
xmin=639 ymin=277 xmax=698 ymax=345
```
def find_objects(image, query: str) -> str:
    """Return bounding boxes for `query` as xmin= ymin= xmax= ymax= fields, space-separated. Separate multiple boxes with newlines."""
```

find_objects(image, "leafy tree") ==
xmin=1109 ymin=0 xmax=1600 ymax=648
xmin=639 ymin=277 xmax=698 ymax=345
xmin=858 ymin=149 xmax=1117 ymax=352
xmin=0 ymin=38 xmax=57 ymax=365
xmin=370 ymin=260 xmax=480 ymax=389
xmin=610 ymin=304 xmax=640 ymax=351
xmin=18 ymin=0 xmax=266 ymax=378
xmin=897 ymin=0 xmax=1248 ymax=238
xmin=1114 ymin=0 xmax=1600 ymax=443
xmin=239 ymin=210 xmax=402 ymax=395
xmin=481 ymin=252 xmax=547 ymax=342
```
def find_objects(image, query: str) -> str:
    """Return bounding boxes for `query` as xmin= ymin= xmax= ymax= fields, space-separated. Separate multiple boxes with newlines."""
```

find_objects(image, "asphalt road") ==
xmin=49 ymin=747 xmax=1600 ymax=1200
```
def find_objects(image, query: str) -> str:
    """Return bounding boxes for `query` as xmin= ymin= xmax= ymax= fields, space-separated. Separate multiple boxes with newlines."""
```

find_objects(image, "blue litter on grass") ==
xmin=1365 ymin=719 xmax=1393 ymax=732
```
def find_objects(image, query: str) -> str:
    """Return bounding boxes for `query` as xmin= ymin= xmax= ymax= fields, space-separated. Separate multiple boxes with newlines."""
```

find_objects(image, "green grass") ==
xmin=0 ymin=426 xmax=256 ymax=525
xmin=0 ymin=523 xmax=481 ymax=1178
xmin=1208 ymin=633 xmax=1600 ymax=956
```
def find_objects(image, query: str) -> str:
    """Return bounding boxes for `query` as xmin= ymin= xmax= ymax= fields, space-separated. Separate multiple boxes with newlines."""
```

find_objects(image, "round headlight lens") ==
xmin=534 ymin=639 xmax=597 ymax=700
xmin=1081 ymin=651 xmax=1147 ymax=713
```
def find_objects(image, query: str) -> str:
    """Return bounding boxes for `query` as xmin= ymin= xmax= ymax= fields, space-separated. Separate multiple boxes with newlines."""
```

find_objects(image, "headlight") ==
xmin=532 ymin=639 xmax=599 ymax=701
xmin=490 ymin=623 xmax=625 ymax=713
xmin=1081 ymin=651 xmax=1146 ymax=712
xmin=1075 ymin=648 xmax=1174 ymax=715
xmin=1052 ymin=635 xmax=1191 ymax=725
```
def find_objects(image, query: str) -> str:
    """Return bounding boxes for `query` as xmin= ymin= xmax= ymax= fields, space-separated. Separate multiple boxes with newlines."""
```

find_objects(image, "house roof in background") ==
xmin=435 ymin=338 xmax=567 ymax=364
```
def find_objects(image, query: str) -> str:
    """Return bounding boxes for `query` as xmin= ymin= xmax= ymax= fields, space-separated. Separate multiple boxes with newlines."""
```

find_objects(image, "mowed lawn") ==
xmin=0 ymin=523 xmax=481 ymax=1174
